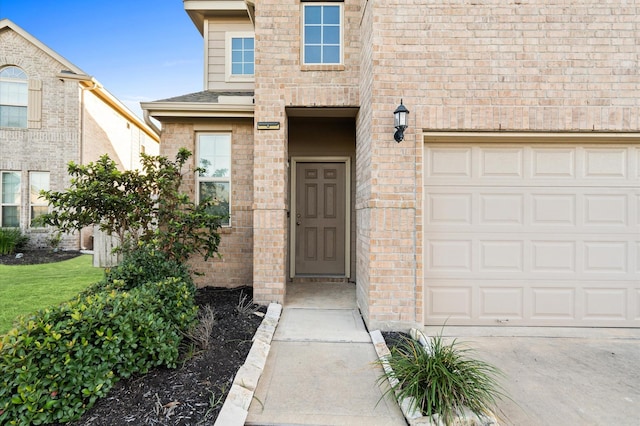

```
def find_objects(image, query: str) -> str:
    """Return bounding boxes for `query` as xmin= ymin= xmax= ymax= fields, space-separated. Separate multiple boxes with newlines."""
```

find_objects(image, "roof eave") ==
xmin=183 ymin=0 xmax=251 ymax=35
xmin=141 ymin=101 xmax=255 ymax=119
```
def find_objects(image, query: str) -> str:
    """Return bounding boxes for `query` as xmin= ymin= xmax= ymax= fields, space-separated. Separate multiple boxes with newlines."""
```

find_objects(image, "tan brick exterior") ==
xmin=1 ymin=21 xmax=158 ymax=251
xmin=373 ymin=0 xmax=639 ymax=133
xmin=251 ymin=0 xmax=361 ymax=304
xmin=153 ymin=0 xmax=640 ymax=330
xmin=357 ymin=0 xmax=639 ymax=329
xmin=159 ymin=120 xmax=254 ymax=288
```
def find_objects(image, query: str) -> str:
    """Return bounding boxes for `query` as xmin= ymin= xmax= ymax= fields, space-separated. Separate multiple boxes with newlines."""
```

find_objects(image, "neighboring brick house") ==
xmin=0 ymin=19 xmax=159 ymax=250
xmin=142 ymin=0 xmax=640 ymax=330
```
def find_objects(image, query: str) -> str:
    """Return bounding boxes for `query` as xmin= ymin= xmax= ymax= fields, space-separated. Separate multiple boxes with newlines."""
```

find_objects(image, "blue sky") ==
xmin=1 ymin=0 xmax=204 ymax=119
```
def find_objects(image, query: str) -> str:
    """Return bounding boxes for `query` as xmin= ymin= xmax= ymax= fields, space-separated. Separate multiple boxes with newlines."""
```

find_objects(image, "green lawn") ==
xmin=0 ymin=255 xmax=104 ymax=334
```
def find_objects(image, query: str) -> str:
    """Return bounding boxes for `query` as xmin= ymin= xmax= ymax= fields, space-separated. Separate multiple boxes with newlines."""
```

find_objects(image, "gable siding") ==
xmin=206 ymin=17 xmax=254 ymax=91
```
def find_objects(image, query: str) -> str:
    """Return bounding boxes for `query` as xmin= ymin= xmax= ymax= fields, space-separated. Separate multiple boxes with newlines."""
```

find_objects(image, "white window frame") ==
xmin=0 ymin=66 xmax=28 ymax=129
xmin=29 ymin=171 xmax=49 ymax=228
xmin=301 ymin=2 xmax=344 ymax=65
xmin=196 ymin=133 xmax=232 ymax=227
xmin=225 ymin=32 xmax=255 ymax=82
xmin=1 ymin=171 xmax=21 ymax=227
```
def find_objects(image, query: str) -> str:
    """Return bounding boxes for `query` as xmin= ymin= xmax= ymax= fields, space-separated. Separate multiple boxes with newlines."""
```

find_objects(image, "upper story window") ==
xmin=0 ymin=66 xmax=28 ymax=128
xmin=302 ymin=3 xmax=342 ymax=65
xmin=197 ymin=134 xmax=231 ymax=226
xmin=226 ymin=32 xmax=254 ymax=82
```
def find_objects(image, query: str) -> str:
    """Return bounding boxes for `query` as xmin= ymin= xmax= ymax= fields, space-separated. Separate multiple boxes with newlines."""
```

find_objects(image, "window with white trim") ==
xmin=197 ymin=134 xmax=231 ymax=226
xmin=0 ymin=66 xmax=28 ymax=128
xmin=1 ymin=171 xmax=21 ymax=227
xmin=226 ymin=32 xmax=254 ymax=81
xmin=302 ymin=3 xmax=342 ymax=65
xmin=29 ymin=172 xmax=49 ymax=227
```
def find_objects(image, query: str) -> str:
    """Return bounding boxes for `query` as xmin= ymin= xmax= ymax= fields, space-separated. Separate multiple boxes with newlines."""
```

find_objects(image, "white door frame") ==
xmin=289 ymin=156 xmax=351 ymax=278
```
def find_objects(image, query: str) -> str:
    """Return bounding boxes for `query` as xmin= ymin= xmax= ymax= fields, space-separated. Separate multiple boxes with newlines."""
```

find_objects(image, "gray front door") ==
xmin=295 ymin=162 xmax=346 ymax=275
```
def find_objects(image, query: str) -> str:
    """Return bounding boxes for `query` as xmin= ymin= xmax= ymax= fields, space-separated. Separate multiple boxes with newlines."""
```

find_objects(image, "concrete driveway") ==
xmin=426 ymin=327 xmax=640 ymax=426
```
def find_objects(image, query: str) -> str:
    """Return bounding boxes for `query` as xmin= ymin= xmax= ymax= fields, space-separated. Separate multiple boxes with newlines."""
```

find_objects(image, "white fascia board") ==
xmin=184 ymin=0 xmax=247 ymax=12
xmin=184 ymin=0 xmax=250 ymax=34
xmin=141 ymin=102 xmax=254 ymax=119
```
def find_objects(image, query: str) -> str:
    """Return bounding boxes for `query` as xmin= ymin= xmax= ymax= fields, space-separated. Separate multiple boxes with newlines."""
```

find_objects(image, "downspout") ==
xmin=143 ymin=109 xmax=161 ymax=136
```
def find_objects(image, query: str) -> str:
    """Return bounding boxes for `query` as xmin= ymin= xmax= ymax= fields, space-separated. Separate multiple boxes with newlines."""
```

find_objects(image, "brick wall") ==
xmin=358 ymin=0 xmax=639 ymax=329
xmin=1 ymin=26 xmax=160 ymax=251
xmin=159 ymin=120 xmax=254 ymax=288
xmin=0 ymin=28 xmax=82 ymax=249
xmin=252 ymin=0 xmax=362 ymax=304
xmin=356 ymin=0 xmax=374 ymax=326
xmin=375 ymin=0 xmax=639 ymax=133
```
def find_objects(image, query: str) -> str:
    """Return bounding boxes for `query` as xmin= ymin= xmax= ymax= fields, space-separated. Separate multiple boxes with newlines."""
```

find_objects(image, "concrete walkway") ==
xmin=246 ymin=282 xmax=406 ymax=426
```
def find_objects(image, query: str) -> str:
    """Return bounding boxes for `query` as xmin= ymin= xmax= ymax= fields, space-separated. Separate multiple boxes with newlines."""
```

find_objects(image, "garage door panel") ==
xmin=584 ymin=241 xmax=628 ymax=273
xmin=479 ymin=148 xmax=523 ymax=177
xmin=427 ymin=240 xmax=472 ymax=272
xmin=427 ymin=147 xmax=472 ymax=177
xmin=426 ymin=235 xmax=636 ymax=279
xmin=479 ymin=241 xmax=524 ymax=272
xmin=532 ymin=241 xmax=576 ymax=272
xmin=584 ymin=194 xmax=628 ymax=226
xmin=480 ymin=194 xmax=524 ymax=224
xmin=584 ymin=288 xmax=627 ymax=320
xmin=427 ymin=193 xmax=472 ymax=224
xmin=479 ymin=287 xmax=523 ymax=319
xmin=532 ymin=194 xmax=577 ymax=225
xmin=427 ymin=286 xmax=472 ymax=319
xmin=583 ymin=148 xmax=628 ymax=178
xmin=531 ymin=148 xmax=576 ymax=178
xmin=531 ymin=288 xmax=576 ymax=320
xmin=427 ymin=188 xmax=635 ymax=233
xmin=426 ymin=281 xmax=638 ymax=326
xmin=424 ymin=143 xmax=640 ymax=327
xmin=425 ymin=145 xmax=639 ymax=187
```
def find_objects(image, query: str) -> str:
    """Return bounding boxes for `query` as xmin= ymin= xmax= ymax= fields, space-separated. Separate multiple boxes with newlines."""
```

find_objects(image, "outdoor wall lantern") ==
xmin=393 ymin=99 xmax=409 ymax=142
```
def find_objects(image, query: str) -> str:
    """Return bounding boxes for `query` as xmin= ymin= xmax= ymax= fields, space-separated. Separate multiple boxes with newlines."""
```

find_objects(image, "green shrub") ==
xmin=379 ymin=333 xmax=505 ymax=425
xmin=84 ymin=245 xmax=191 ymax=295
xmin=0 ymin=277 xmax=197 ymax=425
xmin=40 ymin=149 xmax=223 ymax=264
xmin=0 ymin=228 xmax=28 ymax=256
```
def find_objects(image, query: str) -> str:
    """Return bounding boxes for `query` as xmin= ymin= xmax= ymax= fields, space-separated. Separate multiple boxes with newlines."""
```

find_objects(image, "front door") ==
xmin=294 ymin=162 xmax=346 ymax=275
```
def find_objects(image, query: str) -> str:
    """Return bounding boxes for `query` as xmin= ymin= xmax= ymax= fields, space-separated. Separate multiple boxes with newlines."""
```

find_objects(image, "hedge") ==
xmin=0 ymin=276 xmax=197 ymax=425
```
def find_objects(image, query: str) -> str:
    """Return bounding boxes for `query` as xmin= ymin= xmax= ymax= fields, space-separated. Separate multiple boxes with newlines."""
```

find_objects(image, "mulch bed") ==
xmin=1 ymin=250 xmax=264 ymax=425
xmin=0 ymin=249 xmax=83 ymax=265
xmin=66 ymin=287 xmax=264 ymax=426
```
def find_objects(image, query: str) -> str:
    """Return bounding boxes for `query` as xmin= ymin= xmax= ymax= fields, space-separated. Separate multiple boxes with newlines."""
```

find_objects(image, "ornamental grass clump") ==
xmin=0 ymin=228 xmax=28 ymax=256
xmin=381 ymin=333 xmax=506 ymax=425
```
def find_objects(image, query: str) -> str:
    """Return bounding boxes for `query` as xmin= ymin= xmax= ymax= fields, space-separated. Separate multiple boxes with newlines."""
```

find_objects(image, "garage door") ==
xmin=424 ymin=143 xmax=640 ymax=327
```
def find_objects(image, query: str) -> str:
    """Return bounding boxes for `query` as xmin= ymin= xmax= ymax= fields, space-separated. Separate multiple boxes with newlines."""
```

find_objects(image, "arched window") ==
xmin=0 ymin=66 xmax=28 ymax=128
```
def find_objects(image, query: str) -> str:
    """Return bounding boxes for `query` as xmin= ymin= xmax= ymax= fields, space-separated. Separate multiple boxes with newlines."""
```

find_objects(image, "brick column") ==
xmin=251 ymin=112 xmax=288 ymax=304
